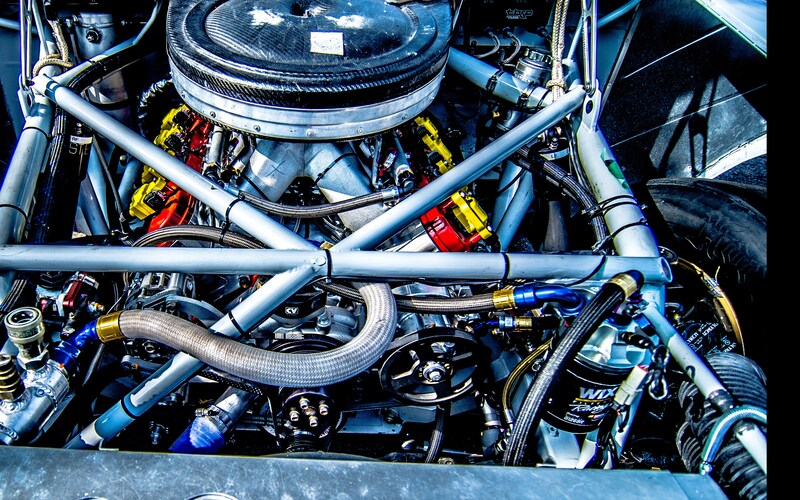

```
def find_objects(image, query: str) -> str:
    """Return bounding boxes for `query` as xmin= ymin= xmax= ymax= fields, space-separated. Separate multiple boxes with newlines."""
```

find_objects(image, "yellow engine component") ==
xmin=414 ymin=116 xmax=493 ymax=241
xmin=129 ymin=166 xmax=168 ymax=219
xmin=415 ymin=116 xmax=455 ymax=173
xmin=449 ymin=190 xmax=493 ymax=241
xmin=128 ymin=106 xmax=189 ymax=220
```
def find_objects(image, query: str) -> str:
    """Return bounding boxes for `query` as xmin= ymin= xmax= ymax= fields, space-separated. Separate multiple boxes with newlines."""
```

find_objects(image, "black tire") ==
xmin=643 ymin=178 xmax=767 ymax=374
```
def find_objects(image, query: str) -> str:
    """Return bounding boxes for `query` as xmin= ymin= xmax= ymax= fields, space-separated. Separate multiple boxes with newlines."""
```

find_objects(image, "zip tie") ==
xmin=227 ymin=311 xmax=247 ymax=337
xmin=323 ymin=248 xmax=333 ymax=283
xmin=501 ymin=252 xmax=511 ymax=285
xmin=219 ymin=196 xmax=246 ymax=242
xmin=591 ymin=218 xmax=649 ymax=253
xmin=583 ymin=195 xmax=641 ymax=218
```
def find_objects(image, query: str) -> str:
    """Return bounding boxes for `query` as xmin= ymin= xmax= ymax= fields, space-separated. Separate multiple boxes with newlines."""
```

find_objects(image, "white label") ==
xmin=70 ymin=136 xmax=93 ymax=145
xmin=310 ymin=32 xmax=344 ymax=56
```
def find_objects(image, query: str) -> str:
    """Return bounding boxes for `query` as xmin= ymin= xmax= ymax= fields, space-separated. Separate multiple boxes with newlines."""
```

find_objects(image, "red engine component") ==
xmin=146 ymin=114 xmax=211 ymax=233
xmin=417 ymin=174 xmax=484 ymax=252
xmin=420 ymin=201 xmax=483 ymax=252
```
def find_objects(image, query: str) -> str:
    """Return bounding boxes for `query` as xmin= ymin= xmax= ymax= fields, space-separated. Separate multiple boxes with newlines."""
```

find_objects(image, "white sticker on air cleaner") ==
xmin=310 ymin=31 xmax=344 ymax=56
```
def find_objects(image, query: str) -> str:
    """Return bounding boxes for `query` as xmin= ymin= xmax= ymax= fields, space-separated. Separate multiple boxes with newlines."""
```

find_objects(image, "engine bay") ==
xmin=0 ymin=1 xmax=767 ymax=498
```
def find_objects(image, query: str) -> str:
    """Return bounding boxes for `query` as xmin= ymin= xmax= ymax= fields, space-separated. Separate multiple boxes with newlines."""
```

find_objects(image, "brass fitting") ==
xmin=607 ymin=273 xmax=640 ymax=299
xmin=96 ymin=312 xmax=124 ymax=343
xmin=492 ymin=288 xmax=516 ymax=311
xmin=0 ymin=355 xmax=24 ymax=400
xmin=4 ymin=307 xmax=46 ymax=366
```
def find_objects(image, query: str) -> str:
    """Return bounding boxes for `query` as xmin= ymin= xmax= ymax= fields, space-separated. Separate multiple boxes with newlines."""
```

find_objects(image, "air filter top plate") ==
xmin=167 ymin=0 xmax=452 ymax=139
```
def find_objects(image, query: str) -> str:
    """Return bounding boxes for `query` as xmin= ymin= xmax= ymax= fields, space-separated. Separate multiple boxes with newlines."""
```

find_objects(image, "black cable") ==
xmin=591 ymin=218 xmax=649 ymax=254
xmin=92 ymin=138 xmax=130 ymax=234
xmin=496 ymin=169 xmax=526 ymax=197
xmin=560 ymin=254 xmax=608 ymax=287
xmin=314 ymin=152 xmax=357 ymax=183
xmin=424 ymin=404 xmax=449 ymax=463
xmin=239 ymin=174 xmax=270 ymax=201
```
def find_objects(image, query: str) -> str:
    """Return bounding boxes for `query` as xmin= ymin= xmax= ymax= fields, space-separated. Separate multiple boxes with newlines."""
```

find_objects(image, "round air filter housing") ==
xmin=167 ymin=0 xmax=453 ymax=140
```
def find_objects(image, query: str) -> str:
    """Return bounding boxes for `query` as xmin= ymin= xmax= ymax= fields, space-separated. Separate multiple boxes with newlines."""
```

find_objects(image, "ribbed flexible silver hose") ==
xmin=117 ymin=282 xmax=396 ymax=387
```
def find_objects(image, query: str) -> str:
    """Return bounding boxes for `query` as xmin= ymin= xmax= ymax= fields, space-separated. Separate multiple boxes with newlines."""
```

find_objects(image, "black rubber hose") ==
xmin=502 ymin=270 xmax=643 ymax=466
xmin=27 ymin=112 xmax=80 ymax=243
xmin=67 ymin=26 xmax=160 ymax=93
xmin=516 ymin=157 xmax=609 ymax=244
xmin=238 ymin=190 xmax=390 ymax=219
xmin=26 ymin=26 xmax=160 ymax=244
xmin=424 ymin=404 xmax=449 ymax=463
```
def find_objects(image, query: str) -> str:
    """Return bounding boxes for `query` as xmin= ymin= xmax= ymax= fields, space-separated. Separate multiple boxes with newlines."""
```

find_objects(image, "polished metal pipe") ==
xmin=495 ymin=171 xmax=534 ymax=251
xmin=448 ymin=48 xmax=552 ymax=109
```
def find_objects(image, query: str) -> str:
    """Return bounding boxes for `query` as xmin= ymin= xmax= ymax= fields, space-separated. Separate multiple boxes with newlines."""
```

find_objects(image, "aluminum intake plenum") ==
xmin=167 ymin=0 xmax=453 ymax=139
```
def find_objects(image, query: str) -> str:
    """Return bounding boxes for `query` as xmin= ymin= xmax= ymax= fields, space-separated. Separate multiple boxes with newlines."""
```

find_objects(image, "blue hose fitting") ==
xmin=169 ymin=418 xmax=226 ymax=454
xmin=509 ymin=284 xmax=586 ymax=315
xmin=50 ymin=319 xmax=100 ymax=376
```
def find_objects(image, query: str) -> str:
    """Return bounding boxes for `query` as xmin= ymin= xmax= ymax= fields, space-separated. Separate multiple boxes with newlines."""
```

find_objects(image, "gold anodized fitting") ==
xmin=96 ymin=311 xmax=124 ymax=343
xmin=514 ymin=317 xmax=534 ymax=330
xmin=607 ymin=273 xmax=639 ymax=299
xmin=492 ymin=288 xmax=516 ymax=311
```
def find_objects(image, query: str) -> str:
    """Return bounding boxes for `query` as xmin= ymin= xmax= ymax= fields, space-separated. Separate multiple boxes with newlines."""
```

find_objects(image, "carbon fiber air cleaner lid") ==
xmin=167 ymin=0 xmax=453 ymax=140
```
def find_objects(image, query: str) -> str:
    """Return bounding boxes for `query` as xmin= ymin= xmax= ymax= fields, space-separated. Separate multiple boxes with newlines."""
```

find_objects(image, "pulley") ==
xmin=378 ymin=327 xmax=485 ymax=405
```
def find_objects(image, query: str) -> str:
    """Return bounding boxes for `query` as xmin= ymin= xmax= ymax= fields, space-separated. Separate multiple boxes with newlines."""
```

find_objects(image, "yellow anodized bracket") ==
xmin=414 ymin=116 xmax=493 ymax=241
xmin=128 ymin=106 xmax=188 ymax=220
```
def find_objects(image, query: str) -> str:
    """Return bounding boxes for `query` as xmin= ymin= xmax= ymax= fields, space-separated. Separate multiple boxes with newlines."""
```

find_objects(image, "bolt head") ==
xmin=85 ymin=29 xmax=101 ymax=43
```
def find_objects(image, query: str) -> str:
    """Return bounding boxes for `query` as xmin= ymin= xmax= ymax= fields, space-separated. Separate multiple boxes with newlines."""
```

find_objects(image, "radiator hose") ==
xmin=95 ymin=281 xmax=396 ymax=387
xmin=502 ymin=270 xmax=643 ymax=466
